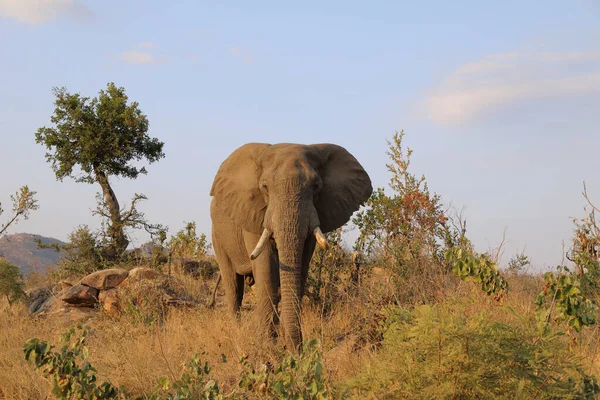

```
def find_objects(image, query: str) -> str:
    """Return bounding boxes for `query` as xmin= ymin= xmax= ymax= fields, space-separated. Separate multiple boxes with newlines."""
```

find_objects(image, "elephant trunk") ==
xmin=269 ymin=188 xmax=313 ymax=352
xmin=278 ymin=245 xmax=303 ymax=351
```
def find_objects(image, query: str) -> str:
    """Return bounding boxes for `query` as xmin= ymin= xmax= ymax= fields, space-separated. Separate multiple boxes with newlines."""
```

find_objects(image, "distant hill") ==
xmin=0 ymin=233 xmax=65 ymax=275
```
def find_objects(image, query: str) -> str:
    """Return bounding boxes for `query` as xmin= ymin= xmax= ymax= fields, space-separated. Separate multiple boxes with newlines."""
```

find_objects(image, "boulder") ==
xmin=52 ymin=281 xmax=73 ymax=295
xmin=28 ymin=296 xmax=48 ymax=313
xmin=61 ymin=284 xmax=99 ymax=306
xmin=79 ymin=268 xmax=129 ymax=290
xmin=127 ymin=267 xmax=164 ymax=281
xmin=34 ymin=296 xmax=61 ymax=315
xmin=99 ymin=288 xmax=120 ymax=316
xmin=174 ymin=257 xmax=218 ymax=279
xmin=26 ymin=285 xmax=53 ymax=304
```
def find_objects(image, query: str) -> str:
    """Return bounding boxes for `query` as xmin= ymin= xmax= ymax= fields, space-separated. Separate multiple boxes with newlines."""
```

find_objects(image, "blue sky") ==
xmin=1 ymin=0 xmax=600 ymax=270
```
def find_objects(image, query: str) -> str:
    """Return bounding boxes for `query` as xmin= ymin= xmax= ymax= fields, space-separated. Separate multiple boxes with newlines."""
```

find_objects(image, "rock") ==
xmin=175 ymin=257 xmax=218 ymax=279
xmin=181 ymin=259 xmax=200 ymax=276
xmin=52 ymin=281 xmax=72 ymax=295
xmin=99 ymin=288 xmax=120 ymax=316
xmin=79 ymin=269 xmax=129 ymax=290
xmin=127 ymin=267 xmax=164 ymax=281
xmin=60 ymin=284 xmax=99 ymax=306
xmin=28 ymin=296 xmax=48 ymax=313
xmin=26 ymin=285 xmax=52 ymax=304
xmin=34 ymin=296 xmax=61 ymax=315
xmin=53 ymin=306 xmax=97 ymax=324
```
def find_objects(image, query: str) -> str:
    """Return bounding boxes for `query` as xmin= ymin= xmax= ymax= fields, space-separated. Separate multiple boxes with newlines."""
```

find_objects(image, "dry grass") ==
xmin=2 ymin=269 xmax=600 ymax=399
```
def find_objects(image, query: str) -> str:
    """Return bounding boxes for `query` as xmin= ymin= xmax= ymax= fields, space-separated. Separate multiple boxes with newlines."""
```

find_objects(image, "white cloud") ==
xmin=121 ymin=51 xmax=156 ymax=65
xmin=424 ymin=50 xmax=600 ymax=124
xmin=230 ymin=46 xmax=254 ymax=63
xmin=0 ymin=0 xmax=93 ymax=24
xmin=137 ymin=42 xmax=155 ymax=50
xmin=118 ymin=43 xmax=169 ymax=66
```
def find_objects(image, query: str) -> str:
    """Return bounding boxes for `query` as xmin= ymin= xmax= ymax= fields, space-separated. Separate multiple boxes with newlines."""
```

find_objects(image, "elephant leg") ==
xmin=243 ymin=231 xmax=279 ymax=340
xmin=234 ymin=273 xmax=245 ymax=310
xmin=300 ymin=236 xmax=317 ymax=299
xmin=216 ymin=256 xmax=245 ymax=319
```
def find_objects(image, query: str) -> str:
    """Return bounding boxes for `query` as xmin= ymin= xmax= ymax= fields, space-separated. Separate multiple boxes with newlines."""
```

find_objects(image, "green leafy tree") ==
xmin=535 ymin=266 xmax=597 ymax=334
xmin=352 ymin=131 xmax=460 ymax=303
xmin=353 ymin=131 xmax=450 ymax=266
xmin=307 ymin=228 xmax=352 ymax=313
xmin=0 ymin=257 xmax=25 ymax=305
xmin=167 ymin=222 xmax=211 ymax=260
xmin=35 ymin=83 xmax=165 ymax=260
xmin=566 ymin=183 xmax=600 ymax=297
xmin=0 ymin=186 xmax=38 ymax=236
xmin=45 ymin=225 xmax=106 ymax=279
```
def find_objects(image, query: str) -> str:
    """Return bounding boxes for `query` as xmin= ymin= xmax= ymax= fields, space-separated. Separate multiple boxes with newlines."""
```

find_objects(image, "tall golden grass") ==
xmin=1 ymin=269 xmax=600 ymax=399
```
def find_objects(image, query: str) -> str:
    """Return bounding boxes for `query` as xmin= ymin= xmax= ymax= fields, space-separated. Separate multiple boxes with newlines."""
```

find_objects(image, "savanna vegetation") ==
xmin=1 ymin=83 xmax=600 ymax=399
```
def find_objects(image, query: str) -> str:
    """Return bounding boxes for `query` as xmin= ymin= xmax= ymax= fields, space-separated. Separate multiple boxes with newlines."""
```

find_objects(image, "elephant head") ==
xmin=210 ymin=143 xmax=372 ymax=350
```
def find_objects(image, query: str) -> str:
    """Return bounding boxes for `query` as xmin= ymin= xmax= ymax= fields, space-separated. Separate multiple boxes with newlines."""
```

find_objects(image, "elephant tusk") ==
xmin=250 ymin=229 xmax=272 ymax=260
xmin=314 ymin=227 xmax=329 ymax=250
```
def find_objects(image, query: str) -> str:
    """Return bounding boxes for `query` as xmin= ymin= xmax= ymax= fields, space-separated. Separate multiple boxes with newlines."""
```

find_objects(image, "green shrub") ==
xmin=445 ymin=247 xmax=509 ymax=301
xmin=24 ymin=326 xmax=332 ymax=399
xmin=238 ymin=339 xmax=331 ymax=399
xmin=167 ymin=221 xmax=212 ymax=261
xmin=42 ymin=225 xmax=108 ymax=280
xmin=344 ymin=301 xmax=600 ymax=399
xmin=23 ymin=324 xmax=123 ymax=399
xmin=535 ymin=266 xmax=597 ymax=334
xmin=147 ymin=353 xmax=223 ymax=400
xmin=307 ymin=228 xmax=355 ymax=314
xmin=0 ymin=257 xmax=25 ymax=305
xmin=352 ymin=131 xmax=464 ymax=304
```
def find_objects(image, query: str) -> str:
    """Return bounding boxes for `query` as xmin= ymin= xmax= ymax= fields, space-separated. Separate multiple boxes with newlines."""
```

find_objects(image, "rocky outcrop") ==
xmin=80 ymin=268 xmax=129 ymax=290
xmin=61 ymin=284 xmax=99 ymax=306
xmin=171 ymin=257 xmax=218 ymax=279
xmin=27 ymin=267 xmax=197 ymax=321
xmin=128 ymin=266 xmax=163 ymax=281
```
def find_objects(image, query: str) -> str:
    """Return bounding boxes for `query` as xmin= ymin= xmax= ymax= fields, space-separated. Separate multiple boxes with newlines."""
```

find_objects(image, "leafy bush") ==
xmin=24 ymin=325 xmax=332 ymax=399
xmin=445 ymin=247 xmax=509 ymax=301
xmin=352 ymin=131 xmax=462 ymax=304
xmin=238 ymin=339 xmax=331 ymax=399
xmin=43 ymin=225 xmax=108 ymax=280
xmin=568 ymin=187 xmax=600 ymax=297
xmin=0 ymin=257 xmax=25 ymax=305
xmin=535 ymin=266 xmax=597 ymax=333
xmin=23 ymin=324 xmax=123 ymax=399
xmin=307 ymin=228 xmax=356 ymax=313
xmin=146 ymin=353 xmax=223 ymax=400
xmin=167 ymin=221 xmax=212 ymax=261
xmin=506 ymin=251 xmax=531 ymax=275
xmin=345 ymin=301 xmax=600 ymax=399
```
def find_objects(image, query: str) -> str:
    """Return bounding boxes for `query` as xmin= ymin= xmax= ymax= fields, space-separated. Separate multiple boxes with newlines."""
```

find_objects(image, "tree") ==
xmin=352 ymin=131 xmax=460 ymax=303
xmin=0 ymin=257 xmax=25 ymax=305
xmin=0 ymin=186 xmax=38 ymax=237
xmin=353 ymin=131 xmax=449 ymax=267
xmin=35 ymin=83 xmax=165 ymax=259
xmin=167 ymin=222 xmax=211 ymax=260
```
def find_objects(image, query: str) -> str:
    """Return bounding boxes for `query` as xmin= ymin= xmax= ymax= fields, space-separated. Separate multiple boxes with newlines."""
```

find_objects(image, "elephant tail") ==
xmin=207 ymin=273 xmax=221 ymax=308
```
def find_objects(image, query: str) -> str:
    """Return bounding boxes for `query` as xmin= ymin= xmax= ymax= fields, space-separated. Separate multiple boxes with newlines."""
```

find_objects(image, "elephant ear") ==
xmin=310 ymin=144 xmax=373 ymax=233
xmin=210 ymin=143 xmax=271 ymax=233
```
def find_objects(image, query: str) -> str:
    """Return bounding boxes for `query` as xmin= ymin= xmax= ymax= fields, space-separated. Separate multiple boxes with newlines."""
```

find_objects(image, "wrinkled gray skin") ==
xmin=210 ymin=143 xmax=372 ymax=351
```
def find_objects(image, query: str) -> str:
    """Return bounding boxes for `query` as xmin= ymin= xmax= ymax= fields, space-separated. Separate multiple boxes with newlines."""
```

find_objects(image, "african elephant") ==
xmin=209 ymin=143 xmax=372 ymax=351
